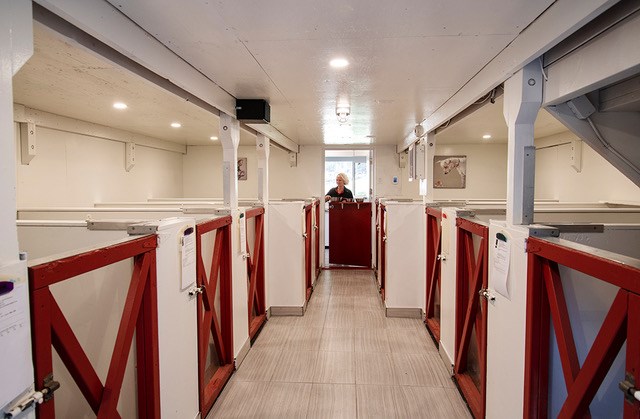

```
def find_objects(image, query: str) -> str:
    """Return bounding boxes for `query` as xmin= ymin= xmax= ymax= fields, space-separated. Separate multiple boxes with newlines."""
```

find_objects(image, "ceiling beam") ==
xmin=397 ymin=0 xmax=620 ymax=152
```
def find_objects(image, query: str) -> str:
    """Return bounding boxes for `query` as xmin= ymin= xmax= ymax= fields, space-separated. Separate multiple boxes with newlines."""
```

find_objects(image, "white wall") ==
xmin=535 ymin=132 xmax=640 ymax=202
xmin=15 ymin=123 xmax=183 ymax=207
xmin=183 ymin=145 xmax=258 ymax=198
xmin=432 ymin=143 xmax=508 ymax=200
xmin=269 ymin=145 xmax=323 ymax=199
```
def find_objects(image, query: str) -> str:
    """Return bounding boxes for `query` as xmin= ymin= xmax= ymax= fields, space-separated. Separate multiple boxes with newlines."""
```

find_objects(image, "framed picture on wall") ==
xmin=433 ymin=155 xmax=466 ymax=188
xmin=237 ymin=157 xmax=247 ymax=181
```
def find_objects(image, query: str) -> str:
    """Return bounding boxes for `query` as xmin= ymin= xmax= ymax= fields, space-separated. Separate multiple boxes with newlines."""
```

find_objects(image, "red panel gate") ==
xmin=314 ymin=200 xmax=321 ymax=278
xmin=379 ymin=203 xmax=387 ymax=301
xmin=245 ymin=207 xmax=266 ymax=341
xmin=524 ymin=237 xmax=640 ymax=418
xmin=425 ymin=207 xmax=442 ymax=342
xmin=195 ymin=216 xmax=234 ymax=416
xmin=454 ymin=217 xmax=489 ymax=419
xmin=29 ymin=235 xmax=160 ymax=418
xmin=304 ymin=202 xmax=314 ymax=301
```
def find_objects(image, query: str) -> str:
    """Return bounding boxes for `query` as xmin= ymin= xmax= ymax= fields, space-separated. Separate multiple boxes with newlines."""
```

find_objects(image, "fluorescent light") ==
xmin=330 ymin=58 xmax=349 ymax=68
xmin=113 ymin=102 xmax=127 ymax=110
xmin=210 ymin=136 xmax=218 ymax=141
xmin=482 ymin=134 xmax=492 ymax=139
xmin=171 ymin=122 xmax=182 ymax=128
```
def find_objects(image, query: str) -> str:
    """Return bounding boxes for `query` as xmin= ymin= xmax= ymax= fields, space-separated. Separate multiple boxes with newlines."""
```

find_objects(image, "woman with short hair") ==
xmin=325 ymin=172 xmax=354 ymax=202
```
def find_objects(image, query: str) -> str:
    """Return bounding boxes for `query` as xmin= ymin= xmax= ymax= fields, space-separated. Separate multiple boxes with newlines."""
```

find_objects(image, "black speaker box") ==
xmin=235 ymin=99 xmax=270 ymax=123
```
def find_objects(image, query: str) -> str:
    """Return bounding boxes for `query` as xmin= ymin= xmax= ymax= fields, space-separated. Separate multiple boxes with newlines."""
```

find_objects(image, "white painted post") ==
xmin=256 ymin=133 xmax=270 ymax=313
xmin=256 ymin=134 xmax=270 ymax=204
xmin=219 ymin=113 xmax=240 ymax=208
xmin=0 ymin=2 xmax=34 ymax=416
xmin=421 ymin=131 xmax=436 ymax=203
xmin=218 ymin=112 xmax=250 ymax=362
xmin=1 ymin=1 xmax=32 ymax=261
xmin=503 ymin=60 xmax=542 ymax=225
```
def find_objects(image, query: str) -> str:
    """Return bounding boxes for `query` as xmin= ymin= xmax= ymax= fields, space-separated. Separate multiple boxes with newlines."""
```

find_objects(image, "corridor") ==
xmin=208 ymin=270 xmax=471 ymax=418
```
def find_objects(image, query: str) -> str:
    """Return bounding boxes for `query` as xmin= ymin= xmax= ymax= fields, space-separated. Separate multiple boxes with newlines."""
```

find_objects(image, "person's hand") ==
xmin=325 ymin=195 xmax=331 ymax=202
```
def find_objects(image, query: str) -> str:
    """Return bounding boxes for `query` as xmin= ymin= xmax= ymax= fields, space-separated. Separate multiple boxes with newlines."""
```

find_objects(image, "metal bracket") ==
xmin=188 ymin=286 xmax=204 ymax=297
xmin=527 ymin=224 xmax=560 ymax=238
xmin=127 ymin=223 xmax=159 ymax=235
xmin=437 ymin=254 xmax=446 ymax=261
xmin=4 ymin=374 xmax=60 ymax=418
xmin=619 ymin=372 xmax=640 ymax=403
xmin=479 ymin=288 xmax=496 ymax=302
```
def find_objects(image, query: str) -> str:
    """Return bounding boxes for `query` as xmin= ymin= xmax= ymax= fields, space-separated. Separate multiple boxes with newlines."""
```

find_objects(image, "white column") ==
xmin=256 ymin=134 xmax=270 ymax=204
xmin=1 ymin=1 xmax=32 ymax=261
xmin=503 ymin=60 xmax=542 ymax=225
xmin=421 ymin=131 xmax=436 ymax=203
xmin=219 ymin=112 xmax=240 ymax=208
xmin=255 ymin=134 xmax=270 ymax=312
xmin=218 ymin=112 xmax=249 ymax=360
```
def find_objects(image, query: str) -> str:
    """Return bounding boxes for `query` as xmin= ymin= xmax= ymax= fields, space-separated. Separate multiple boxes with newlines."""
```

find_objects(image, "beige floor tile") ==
xmin=206 ymin=380 xmax=268 ymax=418
xmin=356 ymin=384 xmax=398 ymax=418
xmin=307 ymin=384 xmax=357 ymax=419
xmin=384 ymin=316 xmax=425 ymax=330
xmin=251 ymin=324 xmax=291 ymax=350
xmin=265 ymin=315 xmax=299 ymax=327
xmin=286 ymin=326 xmax=323 ymax=351
xmin=312 ymin=351 xmax=355 ymax=384
xmin=387 ymin=328 xmax=434 ymax=354
xmin=319 ymin=327 xmax=355 ymax=352
xmin=391 ymin=386 xmax=472 ymax=418
xmin=391 ymin=353 xmax=453 ymax=387
xmin=329 ymin=295 xmax=355 ymax=310
xmin=271 ymin=350 xmax=318 ymax=383
xmin=355 ymin=352 xmax=397 ymax=385
xmin=325 ymin=309 xmax=355 ymax=328
xmin=253 ymin=382 xmax=312 ymax=418
xmin=355 ymin=328 xmax=391 ymax=353
xmin=354 ymin=295 xmax=384 ymax=311
xmin=233 ymin=349 xmax=280 ymax=382
xmin=354 ymin=309 xmax=386 ymax=329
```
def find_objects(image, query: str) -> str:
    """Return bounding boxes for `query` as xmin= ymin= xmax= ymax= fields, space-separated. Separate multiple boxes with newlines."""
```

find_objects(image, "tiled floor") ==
xmin=208 ymin=269 xmax=471 ymax=418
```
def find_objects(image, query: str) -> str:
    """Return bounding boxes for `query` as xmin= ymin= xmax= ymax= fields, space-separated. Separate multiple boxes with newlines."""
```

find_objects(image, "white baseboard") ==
xmin=235 ymin=337 xmax=251 ymax=369
xmin=439 ymin=343 xmax=455 ymax=376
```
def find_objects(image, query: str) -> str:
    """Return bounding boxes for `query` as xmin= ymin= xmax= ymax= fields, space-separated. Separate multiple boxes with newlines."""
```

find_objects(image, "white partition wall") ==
xmin=267 ymin=201 xmax=306 ymax=314
xmin=382 ymin=201 xmax=425 ymax=317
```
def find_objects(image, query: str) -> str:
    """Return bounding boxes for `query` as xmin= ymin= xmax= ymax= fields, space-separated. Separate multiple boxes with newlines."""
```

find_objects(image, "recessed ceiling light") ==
xmin=210 ymin=136 xmax=218 ymax=141
xmin=113 ymin=102 xmax=127 ymax=110
xmin=171 ymin=122 xmax=182 ymax=128
xmin=482 ymin=134 xmax=492 ymax=139
xmin=330 ymin=58 xmax=349 ymax=68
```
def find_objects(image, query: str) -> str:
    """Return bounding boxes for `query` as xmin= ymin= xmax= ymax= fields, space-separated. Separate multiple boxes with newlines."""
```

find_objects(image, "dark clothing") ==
xmin=326 ymin=187 xmax=353 ymax=200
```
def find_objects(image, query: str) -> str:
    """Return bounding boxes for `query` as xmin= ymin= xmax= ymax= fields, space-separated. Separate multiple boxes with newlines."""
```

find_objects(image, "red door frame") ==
xmin=304 ymin=203 xmax=313 ymax=301
xmin=245 ymin=207 xmax=266 ymax=341
xmin=454 ymin=217 xmax=489 ymax=419
xmin=29 ymin=235 xmax=160 ymax=419
xmin=425 ymin=207 xmax=442 ymax=342
xmin=379 ymin=203 xmax=386 ymax=301
xmin=314 ymin=200 xmax=321 ymax=278
xmin=195 ymin=216 xmax=234 ymax=416
xmin=524 ymin=237 xmax=640 ymax=418
xmin=374 ymin=199 xmax=379 ymax=278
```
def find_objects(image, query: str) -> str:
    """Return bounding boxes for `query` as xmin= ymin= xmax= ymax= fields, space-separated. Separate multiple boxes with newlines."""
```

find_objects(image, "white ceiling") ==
xmin=14 ymin=1 xmax=568 ymax=148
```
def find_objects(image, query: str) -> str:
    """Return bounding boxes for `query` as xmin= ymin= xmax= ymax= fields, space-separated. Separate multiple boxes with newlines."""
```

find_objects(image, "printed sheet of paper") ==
xmin=491 ymin=232 xmax=511 ymax=299
xmin=239 ymin=213 xmax=247 ymax=255
xmin=181 ymin=229 xmax=196 ymax=290
xmin=0 ymin=260 xmax=33 ymax=409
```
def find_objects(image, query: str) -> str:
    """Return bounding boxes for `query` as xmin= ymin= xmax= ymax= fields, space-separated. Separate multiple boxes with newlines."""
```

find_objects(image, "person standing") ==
xmin=325 ymin=172 xmax=354 ymax=201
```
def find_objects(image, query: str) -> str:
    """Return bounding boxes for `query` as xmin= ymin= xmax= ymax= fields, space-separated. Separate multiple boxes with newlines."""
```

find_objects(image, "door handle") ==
xmin=189 ymin=286 xmax=204 ymax=297
xmin=437 ymin=254 xmax=446 ymax=261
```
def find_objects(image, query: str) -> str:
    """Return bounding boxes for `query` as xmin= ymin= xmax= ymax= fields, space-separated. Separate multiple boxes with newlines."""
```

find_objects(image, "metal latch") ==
xmin=437 ymin=254 xmax=446 ymax=261
xmin=4 ymin=374 xmax=60 ymax=418
xmin=619 ymin=372 xmax=640 ymax=403
xmin=188 ymin=286 xmax=204 ymax=297
xmin=479 ymin=288 xmax=495 ymax=302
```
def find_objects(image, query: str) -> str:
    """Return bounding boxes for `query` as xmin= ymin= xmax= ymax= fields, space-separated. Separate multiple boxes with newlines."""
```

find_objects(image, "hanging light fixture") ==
xmin=336 ymin=106 xmax=350 ymax=123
